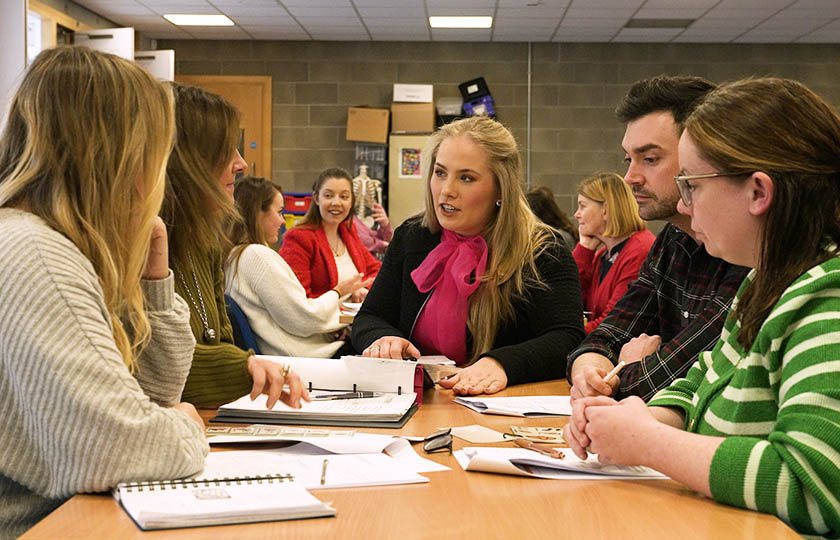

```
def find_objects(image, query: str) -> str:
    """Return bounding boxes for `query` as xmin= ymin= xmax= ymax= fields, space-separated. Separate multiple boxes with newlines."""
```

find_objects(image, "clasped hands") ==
xmin=361 ymin=337 xmax=508 ymax=395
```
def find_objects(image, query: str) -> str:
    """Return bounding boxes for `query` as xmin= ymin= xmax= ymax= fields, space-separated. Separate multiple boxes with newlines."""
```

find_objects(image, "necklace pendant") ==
xmin=204 ymin=328 xmax=216 ymax=341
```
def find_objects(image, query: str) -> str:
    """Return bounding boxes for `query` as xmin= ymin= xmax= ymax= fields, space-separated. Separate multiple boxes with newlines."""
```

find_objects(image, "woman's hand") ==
xmin=438 ymin=357 xmax=508 ymax=395
xmin=578 ymin=227 xmax=601 ymax=251
xmin=370 ymin=203 xmax=390 ymax=229
xmin=563 ymin=395 xmax=617 ymax=459
xmin=143 ymin=216 xmax=169 ymax=280
xmin=334 ymin=273 xmax=364 ymax=297
xmin=246 ymin=355 xmax=310 ymax=409
xmin=362 ymin=336 xmax=420 ymax=360
xmin=173 ymin=402 xmax=204 ymax=428
xmin=351 ymin=287 xmax=369 ymax=303
xmin=584 ymin=396 xmax=661 ymax=465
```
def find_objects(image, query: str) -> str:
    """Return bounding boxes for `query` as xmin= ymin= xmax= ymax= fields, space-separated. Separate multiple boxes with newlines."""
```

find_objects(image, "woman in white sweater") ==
xmin=0 ymin=48 xmax=208 ymax=539
xmin=225 ymin=176 xmax=367 ymax=357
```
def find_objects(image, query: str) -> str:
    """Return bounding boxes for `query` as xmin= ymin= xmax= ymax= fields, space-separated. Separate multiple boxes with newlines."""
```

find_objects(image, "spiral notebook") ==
xmin=114 ymin=474 xmax=336 ymax=531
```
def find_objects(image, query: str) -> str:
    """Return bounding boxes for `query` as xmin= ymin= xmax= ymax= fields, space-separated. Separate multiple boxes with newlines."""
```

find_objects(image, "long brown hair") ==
xmin=228 ymin=176 xmax=281 ymax=278
xmin=526 ymin=186 xmax=579 ymax=242
xmin=421 ymin=116 xmax=554 ymax=361
xmin=295 ymin=167 xmax=355 ymax=232
xmin=0 ymin=47 xmax=174 ymax=371
xmin=161 ymin=82 xmax=241 ymax=268
xmin=685 ymin=78 xmax=840 ymax=349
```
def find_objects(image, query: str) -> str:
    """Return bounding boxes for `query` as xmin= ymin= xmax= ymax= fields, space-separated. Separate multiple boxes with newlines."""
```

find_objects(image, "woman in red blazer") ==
xmin=572 ymin=172 xmax=654 ymax=334
xmin=280 ymin=167 xmax=380 ymax=300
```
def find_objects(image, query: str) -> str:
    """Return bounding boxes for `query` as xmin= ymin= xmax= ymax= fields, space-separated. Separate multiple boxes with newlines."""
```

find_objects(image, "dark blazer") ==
xmin=280 ymin=221 xmax=381 ymax=298
xmin=352 ymin=218 xmax=585 ymax=385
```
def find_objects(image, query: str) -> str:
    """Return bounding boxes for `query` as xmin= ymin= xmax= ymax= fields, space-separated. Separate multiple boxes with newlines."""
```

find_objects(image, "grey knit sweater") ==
xmin=0 ymin=209 xmax=209 ymax=539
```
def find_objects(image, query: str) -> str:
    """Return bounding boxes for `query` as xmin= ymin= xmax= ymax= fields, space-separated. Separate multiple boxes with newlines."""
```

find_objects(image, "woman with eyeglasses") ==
xmin=225 ymin=176 xmax=366 ymax=358
xmin=572 ymin=172 xmax=654 ymax=334
xmin=564 ymin=78 xmax=840 ymax=537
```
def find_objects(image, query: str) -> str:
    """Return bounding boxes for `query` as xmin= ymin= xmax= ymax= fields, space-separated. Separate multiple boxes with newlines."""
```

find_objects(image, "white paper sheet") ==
xmin=454 ymin=447 xmax=668 ymax=480
xmin=454 ymin=395 xmax=572 ymax=417
xmin=196 ymin=450 xmax=431 ymax=489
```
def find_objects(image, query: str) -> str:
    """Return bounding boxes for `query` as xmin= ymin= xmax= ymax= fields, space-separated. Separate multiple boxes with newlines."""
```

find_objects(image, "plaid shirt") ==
xmin=566 ymin=224 xmax=749 ymax=401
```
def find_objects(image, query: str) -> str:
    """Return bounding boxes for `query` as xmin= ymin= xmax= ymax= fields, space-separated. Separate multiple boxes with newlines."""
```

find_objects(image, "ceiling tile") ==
xmin=430 ymin=28 xmax=493 ymax=40
xmin=287 ymin=7 xmax=357 ymax=17
xmin=281 ymin=0 xmax=352 ymax=6
xmin=635 ymin=8 xmax=711 ymax=18
xmin=564 ymin=7 xmax=637 ymax=18
xmin=642 ymin=0 xmax=717 ymax=8
xmin=494 ymin=18 xmax=561 ymax=29
xmin=356 ymin=7 xmax=426 ymax=17
xmin=559 ymin=17 xmax=626 ymax=29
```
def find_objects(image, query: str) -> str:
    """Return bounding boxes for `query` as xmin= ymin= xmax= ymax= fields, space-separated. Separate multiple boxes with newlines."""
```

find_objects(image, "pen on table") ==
xmin=311 ymin=391 xmax=383 ymax=400
xmin=433 ymin=373 xmax=457 ymax=385
xmin=320 ymin=458 xmax=328 ymax=486
xmin=603 ymin=361 xmax=626 ymax=384
xmin=514 ymin=438 xmax=564 ymax=459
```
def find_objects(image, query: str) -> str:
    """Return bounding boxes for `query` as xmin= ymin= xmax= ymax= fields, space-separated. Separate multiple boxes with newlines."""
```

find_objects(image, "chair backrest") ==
xmin=224 ymin=294 xmax=262 ymax=355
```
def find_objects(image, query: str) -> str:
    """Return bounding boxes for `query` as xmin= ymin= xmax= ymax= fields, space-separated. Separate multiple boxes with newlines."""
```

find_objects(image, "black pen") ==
xmin=311 ymin=391 xmax=384 ymax=400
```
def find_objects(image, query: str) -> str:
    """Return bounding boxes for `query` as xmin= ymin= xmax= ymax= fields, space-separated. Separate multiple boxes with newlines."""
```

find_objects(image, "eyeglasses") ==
xmin=674 ymin=171 xmax=746 ymax=206
xmin=422 ymin=428 xmax=453 ymax=454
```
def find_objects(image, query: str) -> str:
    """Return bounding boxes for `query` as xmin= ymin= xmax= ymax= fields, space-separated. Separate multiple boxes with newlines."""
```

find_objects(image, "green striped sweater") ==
xmin=649 ymin=257 xmax=840 ymax=539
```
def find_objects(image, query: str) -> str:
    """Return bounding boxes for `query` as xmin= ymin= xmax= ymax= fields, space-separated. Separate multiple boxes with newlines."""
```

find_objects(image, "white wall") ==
xmin=0 ymin=0 xmax=26 ymax=127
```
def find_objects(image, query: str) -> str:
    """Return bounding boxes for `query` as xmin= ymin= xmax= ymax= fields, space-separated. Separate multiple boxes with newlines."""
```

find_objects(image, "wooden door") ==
xmin=175 ymin=75 xmax=272 ymax=179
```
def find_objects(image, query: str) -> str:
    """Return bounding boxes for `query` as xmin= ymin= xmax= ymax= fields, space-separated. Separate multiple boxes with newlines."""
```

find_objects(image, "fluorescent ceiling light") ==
xmin=429 ymin=16 xmax=493 ymax=29
xmin=163 ymin=14 xmax=234 ymax=26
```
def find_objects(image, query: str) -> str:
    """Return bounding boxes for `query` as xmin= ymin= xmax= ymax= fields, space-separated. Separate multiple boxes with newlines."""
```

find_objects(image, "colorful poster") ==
xmin=400 ymin=148 xmax=422 ymax=178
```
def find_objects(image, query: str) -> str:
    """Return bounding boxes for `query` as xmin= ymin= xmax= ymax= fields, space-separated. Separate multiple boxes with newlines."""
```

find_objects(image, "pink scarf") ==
xmin=410 ymin=229 xmax=488 ymax=364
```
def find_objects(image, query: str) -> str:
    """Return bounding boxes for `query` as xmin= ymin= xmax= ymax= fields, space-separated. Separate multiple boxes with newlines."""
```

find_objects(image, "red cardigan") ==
xmin=280 ymin=221 xmax=381 ymax=298
xmin=573 ymin=229 xmax=655 ymax=334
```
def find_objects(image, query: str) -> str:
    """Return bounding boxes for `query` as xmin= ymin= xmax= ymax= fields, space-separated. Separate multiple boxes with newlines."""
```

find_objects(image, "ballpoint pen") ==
xmin=311 ymin=391 xmax=384 ymax=400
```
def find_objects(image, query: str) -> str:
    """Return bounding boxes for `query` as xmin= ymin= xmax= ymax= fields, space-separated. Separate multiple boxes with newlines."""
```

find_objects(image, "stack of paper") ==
xmin=215 ymin=392 xmax=418 ymax=428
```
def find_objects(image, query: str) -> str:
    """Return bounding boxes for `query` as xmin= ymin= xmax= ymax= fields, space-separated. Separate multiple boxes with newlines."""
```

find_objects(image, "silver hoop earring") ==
xmin=495 ymin=199 xmax=502 ymax=207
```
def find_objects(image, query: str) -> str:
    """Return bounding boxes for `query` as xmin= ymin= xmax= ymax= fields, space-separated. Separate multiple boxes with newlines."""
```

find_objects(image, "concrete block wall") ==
xmin=158 ymin=39 xmax=840 ymax=216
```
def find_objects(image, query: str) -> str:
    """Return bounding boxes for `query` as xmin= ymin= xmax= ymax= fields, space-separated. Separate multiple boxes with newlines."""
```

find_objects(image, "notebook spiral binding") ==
xmin=118 ymin=474 xmax=295 ymax=493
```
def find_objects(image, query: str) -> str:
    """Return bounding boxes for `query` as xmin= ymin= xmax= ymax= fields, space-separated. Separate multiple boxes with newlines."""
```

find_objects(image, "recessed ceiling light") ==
xmin=163 ymin=14 xmax=234 ymax=26
xmin=429 ymin=16 xmax=493 ymax=29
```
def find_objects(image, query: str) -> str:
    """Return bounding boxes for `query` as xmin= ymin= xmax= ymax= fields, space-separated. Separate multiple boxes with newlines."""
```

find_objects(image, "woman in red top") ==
xmin=280 ymin=167 xmax=380 ymax=300
xmin=573 ymin=172 xmax=654 ymax=334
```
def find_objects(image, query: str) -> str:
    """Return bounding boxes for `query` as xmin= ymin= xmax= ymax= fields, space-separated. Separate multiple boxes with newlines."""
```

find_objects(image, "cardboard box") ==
xmin=393 ymin=83 xmax=433 ymax=103
xmin=346 ymin=107 xmax=390 ymax=144
xmin=391 ymin=102 xmax=435 ymax=134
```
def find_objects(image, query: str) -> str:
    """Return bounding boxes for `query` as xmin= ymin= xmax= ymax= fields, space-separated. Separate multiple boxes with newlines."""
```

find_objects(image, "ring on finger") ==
xmin=281 ymin=363 xmax=291 ymax=377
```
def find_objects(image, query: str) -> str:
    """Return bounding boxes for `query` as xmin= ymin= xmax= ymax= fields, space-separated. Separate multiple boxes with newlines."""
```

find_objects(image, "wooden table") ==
xmin=21 ymin=381 xmax=800 ymax=540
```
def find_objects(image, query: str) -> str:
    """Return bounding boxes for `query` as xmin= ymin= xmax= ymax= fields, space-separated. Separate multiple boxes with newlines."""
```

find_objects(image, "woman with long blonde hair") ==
xmin=161 ymin=83 xmax=308 ymax=408
xmin=0 ymin=47 xmax=207 ymax=538
xmin=352 ymin=116 xmax=584 ymax=394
